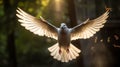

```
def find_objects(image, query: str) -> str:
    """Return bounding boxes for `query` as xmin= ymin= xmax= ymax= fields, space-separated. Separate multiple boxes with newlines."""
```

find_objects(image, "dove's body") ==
xmin=16 ymin=8 xmax=110 ymax=62
xmin=58 ymin=24 xmax=70 ymax=53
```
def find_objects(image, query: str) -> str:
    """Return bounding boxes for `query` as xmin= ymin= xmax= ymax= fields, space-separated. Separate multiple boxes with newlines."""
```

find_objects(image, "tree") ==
xmin=3 ymin=0 xmax=19 ymax=67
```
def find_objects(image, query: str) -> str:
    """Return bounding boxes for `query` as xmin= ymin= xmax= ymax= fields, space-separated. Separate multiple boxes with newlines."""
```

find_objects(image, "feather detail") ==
xmin=48 ymin=43 xmax=81 ymax=62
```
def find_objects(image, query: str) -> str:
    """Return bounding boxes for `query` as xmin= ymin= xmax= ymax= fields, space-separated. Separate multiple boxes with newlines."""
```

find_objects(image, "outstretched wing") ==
xmin=16 ymin=8 xmax=58 ymax=40
xmin=70 ymin=9 xmax=110 ymax=40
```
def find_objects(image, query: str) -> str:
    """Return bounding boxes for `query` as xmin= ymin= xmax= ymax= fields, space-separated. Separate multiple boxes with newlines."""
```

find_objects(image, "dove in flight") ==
xmin=16 ymin=8 xmax=110 ymax=62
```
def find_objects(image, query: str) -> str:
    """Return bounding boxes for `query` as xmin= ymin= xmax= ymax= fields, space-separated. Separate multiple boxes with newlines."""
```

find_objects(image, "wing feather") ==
xmin=70 ymin=9 xmax=110 ymax=40
xmin=16 ymin=8 xmax=58 ymax=39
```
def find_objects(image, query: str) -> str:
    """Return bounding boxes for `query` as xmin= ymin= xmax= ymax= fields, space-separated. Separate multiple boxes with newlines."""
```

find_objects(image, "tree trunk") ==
xmin=3 ymin=0 xmax=18 ymax=67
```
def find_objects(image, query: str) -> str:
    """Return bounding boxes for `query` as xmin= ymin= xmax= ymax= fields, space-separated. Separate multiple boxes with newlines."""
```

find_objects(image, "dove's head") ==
xmin=60 ymin=23 xmax=67 ymax=29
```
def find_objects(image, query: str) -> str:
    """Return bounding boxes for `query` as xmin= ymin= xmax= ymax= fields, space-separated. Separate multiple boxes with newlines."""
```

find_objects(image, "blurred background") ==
xmin=0 ymin=0 xmax=120 ymax=67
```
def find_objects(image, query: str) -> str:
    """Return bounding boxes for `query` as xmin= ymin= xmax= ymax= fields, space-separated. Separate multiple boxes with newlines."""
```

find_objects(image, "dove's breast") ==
xmin=58 ymin=29 xmax=70 ymax=49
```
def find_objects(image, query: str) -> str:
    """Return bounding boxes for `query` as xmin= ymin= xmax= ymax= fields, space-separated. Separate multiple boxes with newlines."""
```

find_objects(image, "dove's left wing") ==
xmin=16 ymin=8 xmax=58 ymax=40
xmin=70 ymin=9 xmax=110 ymax=40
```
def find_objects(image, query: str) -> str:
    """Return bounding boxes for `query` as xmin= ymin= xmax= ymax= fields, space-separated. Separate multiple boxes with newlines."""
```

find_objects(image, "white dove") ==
xmin=16 ymin=8 xmax=110 ymax=62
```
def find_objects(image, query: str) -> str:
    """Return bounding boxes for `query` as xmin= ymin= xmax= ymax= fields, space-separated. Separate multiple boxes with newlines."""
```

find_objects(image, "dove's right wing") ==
xmin=70 ymin=9 xmax=110 ymax=40
xmin=16 ymin=8 xmax=58 ymax=40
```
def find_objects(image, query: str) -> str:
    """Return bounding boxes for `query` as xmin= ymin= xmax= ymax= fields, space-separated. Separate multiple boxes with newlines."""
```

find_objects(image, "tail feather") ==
xmin=70 ymin=44 xmax=81 ymax=53
xmin=69 ymin=48 xmax=76 ymax=59
xmin=70 ymin=46 xmax=79 ymax=57
xmin=48 ymin=43 xmax=81 ymax=62
xmin=48 ymin=43 xmax=61 ymax=60
xmin=50 ymin=46 xmax=59 ymax=56
xmin=61 ymin=48 xmax=69 ymax=62
xmin=48 ymin=43 xmax=58 ymax=52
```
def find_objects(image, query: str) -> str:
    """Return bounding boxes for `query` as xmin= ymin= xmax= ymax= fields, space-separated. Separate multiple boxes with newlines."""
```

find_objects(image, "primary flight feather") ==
xmin=16 ymin=8 xmax=110 ymax=62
